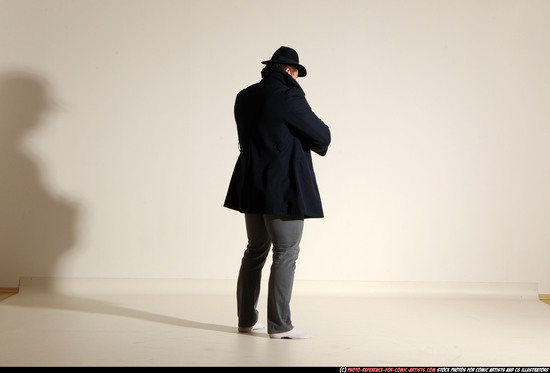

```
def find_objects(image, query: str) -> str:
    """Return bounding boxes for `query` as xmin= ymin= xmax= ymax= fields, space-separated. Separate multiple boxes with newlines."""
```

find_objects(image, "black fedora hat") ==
xmin=261 ymin=46 xmax=307 ymax=77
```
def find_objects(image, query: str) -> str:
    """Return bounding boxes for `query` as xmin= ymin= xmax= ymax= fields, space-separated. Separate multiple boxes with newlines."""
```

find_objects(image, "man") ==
xmin=224 ymin=46 xmax=331 ymax=339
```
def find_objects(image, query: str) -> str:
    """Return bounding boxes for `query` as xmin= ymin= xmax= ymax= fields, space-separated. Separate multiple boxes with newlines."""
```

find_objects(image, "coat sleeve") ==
xmin=285 ymin=89 xmax=331 ymax=156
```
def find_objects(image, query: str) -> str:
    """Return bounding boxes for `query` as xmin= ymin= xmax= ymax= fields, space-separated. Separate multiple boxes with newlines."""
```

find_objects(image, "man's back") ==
xmin=225 ymin=66 xmax=330 ymax=218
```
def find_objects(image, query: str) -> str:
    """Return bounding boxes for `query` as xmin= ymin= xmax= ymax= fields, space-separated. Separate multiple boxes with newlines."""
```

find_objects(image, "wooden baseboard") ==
xmin=539 ymin=294 xmax=550 ymax=300
xmin=0 ymin=287 xmax=19 ymax=293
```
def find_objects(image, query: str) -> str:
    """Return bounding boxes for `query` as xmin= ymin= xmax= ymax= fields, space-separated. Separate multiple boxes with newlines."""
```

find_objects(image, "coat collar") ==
xmin=261 ymin=67 xmax=304 ymax=93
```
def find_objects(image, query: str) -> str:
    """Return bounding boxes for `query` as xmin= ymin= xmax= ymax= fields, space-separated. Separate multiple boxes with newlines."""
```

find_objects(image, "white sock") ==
xmin=238 ymin=321 xmax=265 ymax=333
xmin=252 ymin=321 xmax=265 ymax=330
xmin=269 ymin=328 xmax=311 ymax=339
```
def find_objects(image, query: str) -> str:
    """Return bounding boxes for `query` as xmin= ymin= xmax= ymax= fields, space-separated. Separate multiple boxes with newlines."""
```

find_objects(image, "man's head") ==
xmin=261 ymin=46 xmax=306 ymax=78
xmin=270 ymin=63 xmax=299 ymax=80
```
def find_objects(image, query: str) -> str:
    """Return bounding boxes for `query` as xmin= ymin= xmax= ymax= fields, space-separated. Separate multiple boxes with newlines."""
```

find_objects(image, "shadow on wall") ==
xmin=0 ymin=71 xmax=79 ymax=288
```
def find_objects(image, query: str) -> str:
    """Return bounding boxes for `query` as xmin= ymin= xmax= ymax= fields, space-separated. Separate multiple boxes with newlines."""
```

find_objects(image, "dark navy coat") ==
xmin=224 ymin=68 xmax=331 ymax=218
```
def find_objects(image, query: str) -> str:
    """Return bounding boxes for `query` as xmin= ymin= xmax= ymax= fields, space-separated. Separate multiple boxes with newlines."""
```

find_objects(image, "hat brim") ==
xmin=261 ymin=59 xmax=307 ymax=77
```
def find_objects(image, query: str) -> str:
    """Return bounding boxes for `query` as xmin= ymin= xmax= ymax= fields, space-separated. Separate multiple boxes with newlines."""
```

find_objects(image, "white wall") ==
xmin=1 ymin=0 xmax=549 ymax=292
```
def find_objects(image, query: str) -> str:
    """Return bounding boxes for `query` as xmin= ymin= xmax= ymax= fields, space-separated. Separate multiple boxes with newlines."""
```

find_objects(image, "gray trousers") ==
xmin=237 ymin=213 xmax=304 ymax=334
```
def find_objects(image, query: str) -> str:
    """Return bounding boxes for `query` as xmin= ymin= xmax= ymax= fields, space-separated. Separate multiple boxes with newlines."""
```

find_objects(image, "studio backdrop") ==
xmin=1 ymin=0 xmax=549 ymax=293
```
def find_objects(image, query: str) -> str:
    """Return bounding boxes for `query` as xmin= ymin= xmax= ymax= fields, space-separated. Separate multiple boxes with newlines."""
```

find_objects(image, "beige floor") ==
xmin=1 ymin=279 xmax=550 ymax=367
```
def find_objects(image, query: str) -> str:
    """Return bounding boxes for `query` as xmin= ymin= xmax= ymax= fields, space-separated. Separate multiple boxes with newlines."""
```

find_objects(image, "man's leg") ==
xmin=264 ymin=214 xmax=304 ymax=335
xmin=236 ymin=213 xmax=271 ymax=329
